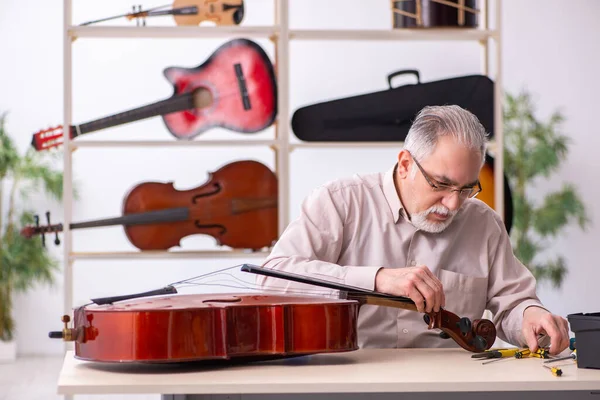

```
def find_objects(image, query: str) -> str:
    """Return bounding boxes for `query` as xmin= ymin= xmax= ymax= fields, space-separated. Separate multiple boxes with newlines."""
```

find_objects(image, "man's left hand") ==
xmin=522 ymin=306 xmax=570 ymax=355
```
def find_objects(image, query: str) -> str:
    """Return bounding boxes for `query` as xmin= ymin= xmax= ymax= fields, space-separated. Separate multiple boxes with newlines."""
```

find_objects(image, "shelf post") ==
xmin=479 ymin=0 xmax=489 ymax=75
xmin=275 ymin=0 xmax=290 ymax=236
xmin=62 ymin=0 xmax=74 ymax=365
xmin=493 ymin=0 xmax=504 ymax=222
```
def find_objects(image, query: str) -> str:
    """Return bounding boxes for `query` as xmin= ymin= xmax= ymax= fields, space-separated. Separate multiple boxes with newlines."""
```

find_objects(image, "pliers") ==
xmin=471 ymin=348 xmax=520 ymax=359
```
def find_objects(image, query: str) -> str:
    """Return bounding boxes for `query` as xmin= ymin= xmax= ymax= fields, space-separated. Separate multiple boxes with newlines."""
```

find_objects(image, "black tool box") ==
xmin=567 ymin=312 xmax=600 ymax=369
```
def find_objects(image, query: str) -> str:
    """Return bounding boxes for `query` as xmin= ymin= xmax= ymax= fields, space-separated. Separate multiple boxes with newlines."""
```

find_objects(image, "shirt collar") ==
xmin=383 ymin=164 xmax=405 ymax=223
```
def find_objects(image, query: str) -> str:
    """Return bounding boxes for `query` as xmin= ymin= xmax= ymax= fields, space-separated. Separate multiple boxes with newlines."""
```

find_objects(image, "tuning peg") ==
xmin=34 ymin=214 xmax=46 ymax=247
xmin=457 ymin=317 xmax=472 ymax=335
xmin=45 ymin=211 xmax=60 ymax=245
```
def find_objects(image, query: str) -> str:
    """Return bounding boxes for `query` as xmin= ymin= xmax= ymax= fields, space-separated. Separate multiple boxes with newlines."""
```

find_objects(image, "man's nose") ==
xmin=441 ymin=190 xmax=461 ymax=211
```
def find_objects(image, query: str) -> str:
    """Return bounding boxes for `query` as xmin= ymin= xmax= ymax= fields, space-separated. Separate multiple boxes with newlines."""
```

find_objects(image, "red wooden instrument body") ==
xmin=122 ymin=160 xmax=278 ymax=250
xmin=30 ymin=38 xmax=277 ymax=151
xmin=162 ymin=38 xmax=277 ymax=138
xmin=21 ymin=160 xmax=278 ymax=251
xmin=70 ymin=293 xmax=358 ymax=363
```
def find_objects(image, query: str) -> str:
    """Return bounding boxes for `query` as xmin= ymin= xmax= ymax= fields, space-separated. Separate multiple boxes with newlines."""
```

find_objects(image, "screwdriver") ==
xmin=529 ymin=348 xmax=550 ymax=359
xmin=544 ymin=350 xmax=576 ymax=364
xmin=543 ymin=365 xmax=563 ymax=377
xmin=481 ymin=348 xmax=527 ymax=364
xmin=482 ymin=347 xmax=548 ymax=365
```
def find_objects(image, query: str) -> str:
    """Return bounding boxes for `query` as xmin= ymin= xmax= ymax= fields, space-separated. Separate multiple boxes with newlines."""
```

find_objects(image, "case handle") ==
xmin=387 ymin=69 xmax=421 ymax=89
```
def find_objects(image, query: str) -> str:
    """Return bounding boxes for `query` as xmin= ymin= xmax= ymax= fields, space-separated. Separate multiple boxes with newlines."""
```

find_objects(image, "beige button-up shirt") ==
xmin=257 ymin=164 xmax=545 ymax=349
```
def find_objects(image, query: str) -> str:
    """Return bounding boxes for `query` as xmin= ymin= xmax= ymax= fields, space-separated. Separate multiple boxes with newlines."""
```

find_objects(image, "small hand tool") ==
xmin=543 ymin=364 xmax=563 ymax=377
xmin=544 ymin=350 xmax=576 ymax=364
xmin=472 ymin=348 xmax=519 ymax=359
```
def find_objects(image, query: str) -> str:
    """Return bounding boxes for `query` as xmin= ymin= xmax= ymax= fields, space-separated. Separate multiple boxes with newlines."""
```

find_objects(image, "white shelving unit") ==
xmin=59 ymin=0 xmax=503 ymax=381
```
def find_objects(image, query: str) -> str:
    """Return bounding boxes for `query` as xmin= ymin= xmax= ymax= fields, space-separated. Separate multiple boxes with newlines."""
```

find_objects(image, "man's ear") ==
xmin=396 ymin=150 xmax=412 ymax=179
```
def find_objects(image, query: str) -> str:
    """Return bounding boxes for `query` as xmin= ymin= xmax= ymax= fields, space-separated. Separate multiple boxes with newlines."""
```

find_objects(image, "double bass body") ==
xmin=60 ymin=294 xmax=359 ymax=363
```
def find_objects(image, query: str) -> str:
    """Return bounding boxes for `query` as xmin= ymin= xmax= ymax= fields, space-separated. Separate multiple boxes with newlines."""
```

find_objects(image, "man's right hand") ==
xmin=374 ymin=266 xmax=445 ymax=313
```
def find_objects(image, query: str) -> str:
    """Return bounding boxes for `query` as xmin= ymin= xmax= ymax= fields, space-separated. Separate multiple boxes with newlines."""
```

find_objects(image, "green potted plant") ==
xmin=503 ymin=90 xmax=590 ymax=288
xmin=0 ymin=112 xmax=65 ymax=361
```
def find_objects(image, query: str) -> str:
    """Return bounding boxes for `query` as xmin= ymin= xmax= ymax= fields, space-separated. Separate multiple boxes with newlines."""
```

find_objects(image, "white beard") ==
xmin=411 ymin=204 xmax=457 ymax=233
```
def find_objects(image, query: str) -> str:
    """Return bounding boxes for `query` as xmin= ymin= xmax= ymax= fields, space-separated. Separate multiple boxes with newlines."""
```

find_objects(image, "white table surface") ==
xmin=57 ymin=348 xmax=600 ymax=395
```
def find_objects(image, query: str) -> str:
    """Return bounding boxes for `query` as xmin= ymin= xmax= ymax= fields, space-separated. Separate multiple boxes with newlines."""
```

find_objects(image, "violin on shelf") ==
xmin=31 ymin=38 xmax=277 ymax=152
xmin=48 ymin=263 xmax=495 ymax=364
xmin=20 ymin=160 xmax=278 ymax=251
xmin=79 ymin=0 xmax=245 ymax=27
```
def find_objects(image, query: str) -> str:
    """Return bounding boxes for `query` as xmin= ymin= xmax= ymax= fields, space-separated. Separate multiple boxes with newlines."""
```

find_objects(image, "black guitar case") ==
xmin=291 ymin=70 xmax=494 ymax=142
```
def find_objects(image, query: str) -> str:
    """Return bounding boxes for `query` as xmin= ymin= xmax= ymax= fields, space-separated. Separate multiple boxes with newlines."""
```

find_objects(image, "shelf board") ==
xmin=68 ymin=25 xmax=278 ymax=39
xmin=67 ymin=26 xmax=496 ymax=42
xmin=291 ymin=141 xmax=404 ymax=149
xmin=69 ymin=249 xmax=271 ymax=260
xmin=290 ymin=28 xmax=498 ymax=41
xmin=69 ymin=139 xmax=278 ymax=149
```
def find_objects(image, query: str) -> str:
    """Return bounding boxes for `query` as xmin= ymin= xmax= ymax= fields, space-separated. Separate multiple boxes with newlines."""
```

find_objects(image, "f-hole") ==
xmin=192 ymin=182 xmax=227 ymax=235
xmin=192 ymin=183 xmax=221 ymax=203
xmin=194 ymin=221 xmax=227 ymax=236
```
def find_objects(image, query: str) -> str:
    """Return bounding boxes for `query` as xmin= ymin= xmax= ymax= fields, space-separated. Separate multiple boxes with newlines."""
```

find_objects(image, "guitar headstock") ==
xmin=31 ymin=125 xmax=69 ymax=152
xmin=20 ymin=212 xmax=63 ymax=246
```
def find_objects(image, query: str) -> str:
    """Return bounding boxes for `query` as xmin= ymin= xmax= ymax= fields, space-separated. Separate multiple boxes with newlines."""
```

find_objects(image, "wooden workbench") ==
xmin=57 ymin=348 xmax=600 ymax=399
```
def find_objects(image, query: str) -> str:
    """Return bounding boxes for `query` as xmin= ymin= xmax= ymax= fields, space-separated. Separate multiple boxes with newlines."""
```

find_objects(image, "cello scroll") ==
xmin=241 ymin=264 xmax=496 ymax=353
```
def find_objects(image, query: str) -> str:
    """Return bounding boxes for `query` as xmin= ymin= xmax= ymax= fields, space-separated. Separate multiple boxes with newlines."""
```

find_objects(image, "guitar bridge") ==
xmin=234 ymin=63 xmax=251 ymax=110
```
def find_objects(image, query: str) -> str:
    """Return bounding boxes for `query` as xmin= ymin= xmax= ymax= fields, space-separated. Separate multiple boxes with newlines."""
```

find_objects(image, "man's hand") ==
xmin=522 ymin=306 xmax=570 ymax=355
xmin=374 ymin=266 xmax=444 ymax=313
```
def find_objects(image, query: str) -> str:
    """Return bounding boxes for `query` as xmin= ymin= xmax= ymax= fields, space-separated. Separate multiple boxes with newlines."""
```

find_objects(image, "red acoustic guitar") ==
xmin=31 ymin=38 xmax=277 ymax=151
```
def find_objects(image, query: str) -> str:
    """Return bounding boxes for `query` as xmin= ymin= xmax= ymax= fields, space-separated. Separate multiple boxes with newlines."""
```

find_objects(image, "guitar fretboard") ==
xmin=71 ymin=93 xmax=195 ymax=138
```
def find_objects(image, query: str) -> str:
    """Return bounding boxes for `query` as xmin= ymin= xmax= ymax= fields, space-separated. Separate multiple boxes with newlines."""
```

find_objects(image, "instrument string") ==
xmin=168 ymin=264 xmax=347 ymax=298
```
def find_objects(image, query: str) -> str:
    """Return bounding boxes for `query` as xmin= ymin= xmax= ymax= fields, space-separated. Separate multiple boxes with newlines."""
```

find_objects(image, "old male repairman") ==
xmin=256 ymin=104 xmax=570 ymax=355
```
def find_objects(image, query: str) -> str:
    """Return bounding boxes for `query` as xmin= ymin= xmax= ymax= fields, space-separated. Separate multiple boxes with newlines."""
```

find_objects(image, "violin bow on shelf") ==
xmin=240 ymin=264 xmax=497 ymax=353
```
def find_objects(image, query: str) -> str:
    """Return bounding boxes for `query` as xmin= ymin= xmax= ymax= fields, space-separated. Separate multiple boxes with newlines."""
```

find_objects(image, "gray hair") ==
xmin=403 ymin=105 xmax=488 ymax=172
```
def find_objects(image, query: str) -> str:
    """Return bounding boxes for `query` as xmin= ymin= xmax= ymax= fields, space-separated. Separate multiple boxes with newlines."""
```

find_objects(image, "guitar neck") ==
xmin=72 ymin=93 xmax=195 ymax=138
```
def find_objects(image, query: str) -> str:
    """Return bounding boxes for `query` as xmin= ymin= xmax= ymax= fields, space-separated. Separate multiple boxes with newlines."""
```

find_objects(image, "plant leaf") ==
xmin=532 ymin=184 xmax=590 ymax=237
xmin=528 ymin=257 xmax=568 ymax=289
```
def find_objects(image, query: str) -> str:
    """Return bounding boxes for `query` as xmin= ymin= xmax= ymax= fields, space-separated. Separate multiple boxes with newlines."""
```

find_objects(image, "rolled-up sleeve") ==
xmin=257 ymin=185 xmax=381 ymax=297
xmin=486 ymin=215 xmax=548 ymax=346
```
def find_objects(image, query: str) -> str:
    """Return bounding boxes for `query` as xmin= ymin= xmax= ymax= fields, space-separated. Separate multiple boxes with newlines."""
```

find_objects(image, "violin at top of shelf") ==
xmin=31 ymin=37 xmax=277 ymax=152
xmin=79 ymin=0 xmax=245 ymax=27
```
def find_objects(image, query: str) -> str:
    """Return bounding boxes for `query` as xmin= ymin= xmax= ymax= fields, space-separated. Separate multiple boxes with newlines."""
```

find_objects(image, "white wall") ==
xmin=0 ymin=0 xmax=598 ymax=356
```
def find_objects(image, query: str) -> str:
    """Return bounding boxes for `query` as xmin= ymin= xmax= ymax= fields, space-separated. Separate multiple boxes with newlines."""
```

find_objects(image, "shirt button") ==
xmin=402 ymin=329 xmax=409 ymax=334
xmin=410 ymin=260 xmax=416 ymax=266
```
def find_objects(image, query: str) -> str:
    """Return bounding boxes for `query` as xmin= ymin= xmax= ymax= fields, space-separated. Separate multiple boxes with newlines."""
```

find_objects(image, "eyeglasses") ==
xmin=411 ymin=155 xmax=482 ymax=199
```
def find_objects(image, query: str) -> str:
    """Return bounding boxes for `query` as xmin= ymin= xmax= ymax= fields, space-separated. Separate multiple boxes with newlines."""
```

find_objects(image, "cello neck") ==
xmin=240 ymin=264 xmax=418 ymax=312
xmin=23 ymin=207 xmax=190 ymax=238
xmin=71 ymin=207 xmax=190 ymax=229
